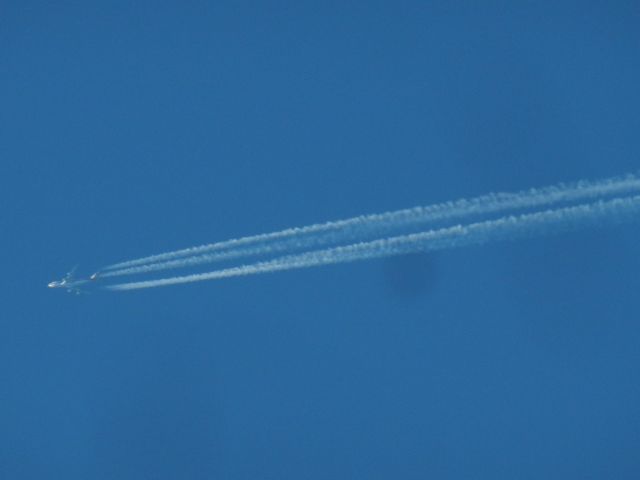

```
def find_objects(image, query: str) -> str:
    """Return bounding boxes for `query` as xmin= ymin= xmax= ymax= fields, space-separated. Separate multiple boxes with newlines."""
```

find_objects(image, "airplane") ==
xmin=48 ymin=266 xmax=96 ymax=294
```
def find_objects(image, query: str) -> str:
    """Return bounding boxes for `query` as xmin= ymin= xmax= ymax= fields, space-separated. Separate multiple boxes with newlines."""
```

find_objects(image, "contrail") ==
xmin=106 ymin=194 xmax=640 ymax=291
xmin=100 ymin=173 xmax=640 ymax=278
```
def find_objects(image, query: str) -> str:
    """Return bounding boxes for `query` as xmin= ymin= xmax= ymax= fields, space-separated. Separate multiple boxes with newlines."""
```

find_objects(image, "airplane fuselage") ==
xmin=48 ymin=277 xmax=90 ymax=293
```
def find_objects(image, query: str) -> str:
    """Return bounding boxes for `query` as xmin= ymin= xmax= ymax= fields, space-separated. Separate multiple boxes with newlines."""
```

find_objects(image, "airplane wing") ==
xmin=65 ymin=265 xmax=78 ymax=281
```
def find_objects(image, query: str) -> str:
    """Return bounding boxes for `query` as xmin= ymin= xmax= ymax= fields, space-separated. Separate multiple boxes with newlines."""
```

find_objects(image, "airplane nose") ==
xmin=48 ymin=282 xmax=56 ymax=288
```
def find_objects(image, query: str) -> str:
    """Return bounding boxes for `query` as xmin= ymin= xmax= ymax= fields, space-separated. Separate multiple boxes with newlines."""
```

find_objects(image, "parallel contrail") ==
xmin=106 ymin=194 xmax=640 ymax=291
xmin=101 ymin=173 xmax=640 ymax=278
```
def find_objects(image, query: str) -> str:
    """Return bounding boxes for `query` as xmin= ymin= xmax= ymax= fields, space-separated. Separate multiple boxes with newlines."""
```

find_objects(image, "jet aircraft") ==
xmin=48 ymin=266 xmax=94 ymax=294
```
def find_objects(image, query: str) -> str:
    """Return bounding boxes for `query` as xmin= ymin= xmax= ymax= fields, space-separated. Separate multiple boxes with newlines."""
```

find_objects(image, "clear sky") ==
xmin=2 ymin=1 xmax=640 ymax=478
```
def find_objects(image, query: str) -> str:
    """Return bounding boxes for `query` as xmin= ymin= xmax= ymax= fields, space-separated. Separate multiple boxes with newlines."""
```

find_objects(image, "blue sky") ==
xmin=2 ymin=1 xmax=640 ymax=478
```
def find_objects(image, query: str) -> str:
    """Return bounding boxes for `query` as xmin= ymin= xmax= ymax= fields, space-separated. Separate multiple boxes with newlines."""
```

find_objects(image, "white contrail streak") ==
xmin=101 ymin=173 xmax=640 ymax=278
xmin=106 ymin=194 xmax=640 ymax=291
